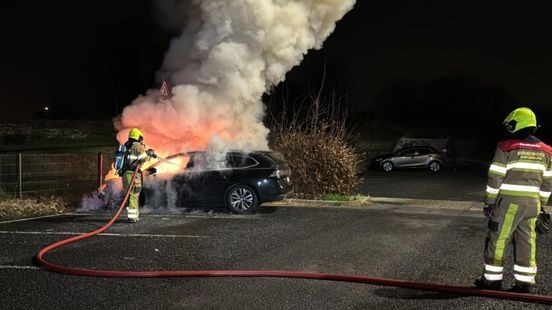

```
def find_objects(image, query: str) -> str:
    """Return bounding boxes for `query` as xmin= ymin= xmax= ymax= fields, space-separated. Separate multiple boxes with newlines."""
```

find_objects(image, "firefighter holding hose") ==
xmin=475 ymin=107 xmax=552 ymax=293
xmin=121 ymin=128 xmax=156 ymax=223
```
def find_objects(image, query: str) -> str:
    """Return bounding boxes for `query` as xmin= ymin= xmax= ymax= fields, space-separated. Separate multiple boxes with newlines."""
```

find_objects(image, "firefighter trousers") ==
xmin=483 ymin=196 xmax=540 ymax=285
xmin=122 ymin=171 xmax=142 ymax=221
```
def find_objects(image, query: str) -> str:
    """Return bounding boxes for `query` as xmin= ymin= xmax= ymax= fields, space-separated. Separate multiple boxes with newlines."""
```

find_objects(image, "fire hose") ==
xmin=35 ymin=165 xmax=552 ymax=304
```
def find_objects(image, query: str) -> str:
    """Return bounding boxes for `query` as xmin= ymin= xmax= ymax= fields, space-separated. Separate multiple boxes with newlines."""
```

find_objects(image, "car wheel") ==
xmin=225 ymin=184 xmax=259 ymax=214
xmin=381 ymin=161 xmax=394 ymax=172
xmin=429 ymin=161 xmax=442 ymax=172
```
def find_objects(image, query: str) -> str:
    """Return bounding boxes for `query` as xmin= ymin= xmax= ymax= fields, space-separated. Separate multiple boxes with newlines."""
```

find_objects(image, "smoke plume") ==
xmin=116 ymin=0 xmax=356 ymax=156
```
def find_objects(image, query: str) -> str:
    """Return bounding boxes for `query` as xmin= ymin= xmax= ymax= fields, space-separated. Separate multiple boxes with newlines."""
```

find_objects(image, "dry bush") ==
xmin=0 ymin=197 xmax=71 ymax=220
xmin=267 ymin=85 xmax=361 ymax=199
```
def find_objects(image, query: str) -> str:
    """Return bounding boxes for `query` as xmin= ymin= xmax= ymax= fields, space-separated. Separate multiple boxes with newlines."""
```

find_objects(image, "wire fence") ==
xmin=0 ymin=153 xmax=103 ymax=198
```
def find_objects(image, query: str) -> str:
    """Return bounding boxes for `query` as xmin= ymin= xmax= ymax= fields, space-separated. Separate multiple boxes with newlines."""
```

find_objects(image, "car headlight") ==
xmin=374 ymin=158 xmax=383 ymax=162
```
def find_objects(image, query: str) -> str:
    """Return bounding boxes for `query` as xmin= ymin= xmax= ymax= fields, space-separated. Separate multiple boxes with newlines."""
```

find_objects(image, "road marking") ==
xmin=0 ymin=231 xmax=207 ymax=238
xmin=0 ymin=213 xmax=75 ymax=224
xmin=0 ymin=265 xmax=40 ymax=270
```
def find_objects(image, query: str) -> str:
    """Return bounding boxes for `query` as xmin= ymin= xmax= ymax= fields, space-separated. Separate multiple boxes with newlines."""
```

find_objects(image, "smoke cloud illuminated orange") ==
xmin=114 ymin=0 xmax=356 ymax=159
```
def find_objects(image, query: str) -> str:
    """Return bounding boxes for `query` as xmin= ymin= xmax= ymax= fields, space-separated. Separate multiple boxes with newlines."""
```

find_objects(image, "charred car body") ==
xmin=142 ymin=150 xmax=293 ymax=213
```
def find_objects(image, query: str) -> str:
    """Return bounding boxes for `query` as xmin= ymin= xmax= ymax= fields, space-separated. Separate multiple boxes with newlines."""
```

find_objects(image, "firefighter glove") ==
xmin=536 ymin=210 xmax=551 ymax=235
xmin=483 ymin=204 xmax=495 ymax=217
xmin=146 ymin=149 xmax=157 ymax=158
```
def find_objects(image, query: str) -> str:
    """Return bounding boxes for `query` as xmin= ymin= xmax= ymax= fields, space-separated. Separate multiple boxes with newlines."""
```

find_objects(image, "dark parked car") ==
xmin=371 ymin=146 xmax=445 ymax=172
xmin=143 ymin=150 xmax=293 ymax=213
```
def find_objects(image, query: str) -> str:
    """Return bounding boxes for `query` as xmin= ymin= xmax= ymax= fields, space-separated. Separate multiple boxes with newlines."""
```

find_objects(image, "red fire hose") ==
xmin=35 ymin=166 xmax=552 ymax=304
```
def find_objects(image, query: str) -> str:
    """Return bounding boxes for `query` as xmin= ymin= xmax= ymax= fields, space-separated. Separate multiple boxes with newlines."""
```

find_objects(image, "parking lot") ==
xmin=358 ymin=167 xmax=488 ymax=201
xmin=2 ymin=202 xmax=552 ymax=309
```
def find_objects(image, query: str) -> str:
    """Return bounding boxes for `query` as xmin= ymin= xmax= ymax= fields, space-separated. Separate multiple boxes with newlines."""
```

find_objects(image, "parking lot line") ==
xmin=0 ymin=213 xmax=75 ymax=225
xmin=0 ymin=265 xmax=40 ymax=270
xmin=0 ymin=231 xmax=208 ymax=238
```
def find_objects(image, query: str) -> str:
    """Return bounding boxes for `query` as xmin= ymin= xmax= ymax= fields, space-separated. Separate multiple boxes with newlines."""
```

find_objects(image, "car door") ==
xmin=409 ymin=147 xmax=431 ymax=167
xmin=178 ymin=153 xmax=224 ymax=206
xmin=393 ymin=148 xmax=417 ymax=167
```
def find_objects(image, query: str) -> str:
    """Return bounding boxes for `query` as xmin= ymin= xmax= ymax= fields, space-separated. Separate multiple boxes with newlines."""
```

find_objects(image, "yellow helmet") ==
xmin=128 ymin=128 xmax=144 ymax=141
xmin=503 ymin=107 xmax=537 ymax=133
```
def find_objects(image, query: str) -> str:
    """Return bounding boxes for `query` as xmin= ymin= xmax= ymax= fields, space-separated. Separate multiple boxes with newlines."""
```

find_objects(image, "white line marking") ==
xmin=0 ymin=265 xmax=40 ymax=270
xmin=0 ymin=231 xmax=207 ymax=238
xmin=0 ymin=213 xmax=73 ymax=224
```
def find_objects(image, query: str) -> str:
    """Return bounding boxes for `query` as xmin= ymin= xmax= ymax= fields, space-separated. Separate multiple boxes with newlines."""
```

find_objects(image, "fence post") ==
xmin=17 ymin=153 xmax=22 ymax=199
xmin=98 ymin=152 xmax=103 ymax=189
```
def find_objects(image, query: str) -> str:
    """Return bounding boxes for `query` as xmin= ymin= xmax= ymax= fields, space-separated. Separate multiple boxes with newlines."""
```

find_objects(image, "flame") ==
xmin=115 ymin=0 xmax=356 ymax=156
xmin=104 ymin=164 xmax=119 ymax=181
xmin=143 ymin=155 xmax=189 ymax=175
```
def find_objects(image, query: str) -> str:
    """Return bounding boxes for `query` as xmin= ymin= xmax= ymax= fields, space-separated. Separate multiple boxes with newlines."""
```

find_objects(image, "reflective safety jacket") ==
xmin=486 ymin=136 xmax=552 ymax=205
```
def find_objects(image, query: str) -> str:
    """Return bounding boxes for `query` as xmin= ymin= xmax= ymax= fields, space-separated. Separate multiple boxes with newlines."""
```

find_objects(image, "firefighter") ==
xmin=475 ymin=107 xmax=552 ymax=293
xmin=121 ymin=128 xmax=156 ymax=223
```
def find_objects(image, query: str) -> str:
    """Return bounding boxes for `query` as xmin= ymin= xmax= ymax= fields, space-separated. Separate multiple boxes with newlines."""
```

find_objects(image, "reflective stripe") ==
xmin=531 ymin=217 xmax=537 ymax=266
xmin=129 ymin=154 xmax=147 ymax=161
xmin=494 ymin=203 xmax=518 ymax=265
xmin=539 ymin=191 xmax=552 ymax=198
xmin=484 ymin=273 xmax=503 ymax=281
xmin=514 ymin=274 xmax=535 ymax=283
xmin=485 ymin=264 xmax=504 ymax=273
xmin=489 ymin=164 xmax=507 ymax=175
xmin=544 ymin=170 xmax=552 ymax=177
xmin=500 ymin=184 xmax=540 ymax=193
xmin=486 ymin=186 xmax=500 ymax=195
xmin=507 ymin=162 xmax=546 ymax=172
xmin=514 ymin=264 xmax=537 ymax=274
xmin=128 ymin=209 xmax=138 ymax=219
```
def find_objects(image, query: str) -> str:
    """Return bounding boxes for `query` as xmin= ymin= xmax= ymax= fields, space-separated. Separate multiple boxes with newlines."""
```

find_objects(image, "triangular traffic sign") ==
xmin=159 ymin=80 xmax=170 ymax=99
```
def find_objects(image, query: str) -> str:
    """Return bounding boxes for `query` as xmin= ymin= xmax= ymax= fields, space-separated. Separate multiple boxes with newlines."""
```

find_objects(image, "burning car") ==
xmin=141 ymin=150 xmax=293 ymax=213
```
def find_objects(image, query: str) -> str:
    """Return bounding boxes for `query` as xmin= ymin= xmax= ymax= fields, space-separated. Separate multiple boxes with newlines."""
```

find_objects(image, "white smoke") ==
xmin=116 ymin=0 xmax=356 ymax=156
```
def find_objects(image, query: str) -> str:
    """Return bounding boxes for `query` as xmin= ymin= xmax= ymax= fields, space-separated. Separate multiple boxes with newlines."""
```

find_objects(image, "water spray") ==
xmin=154 ymin=156 xmax=182 ymax=166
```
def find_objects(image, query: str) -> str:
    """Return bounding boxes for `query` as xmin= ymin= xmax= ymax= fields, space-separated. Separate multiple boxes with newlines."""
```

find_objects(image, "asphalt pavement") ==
xmin=2 ymin=204 xmax=552 ymax=309
xmin=357 ymin=167 xmax=488 ymax=202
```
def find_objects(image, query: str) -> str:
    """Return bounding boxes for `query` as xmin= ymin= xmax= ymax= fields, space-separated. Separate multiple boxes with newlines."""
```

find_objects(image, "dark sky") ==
xmin=1 ymin=1 xmax=551 ymax=138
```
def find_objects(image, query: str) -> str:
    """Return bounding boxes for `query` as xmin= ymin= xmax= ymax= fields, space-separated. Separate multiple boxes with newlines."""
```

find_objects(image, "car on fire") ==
xmin=371 ymin=146 xmax=445 ymax=172
xmin=142 ymin=150 xmax=293 ymax=213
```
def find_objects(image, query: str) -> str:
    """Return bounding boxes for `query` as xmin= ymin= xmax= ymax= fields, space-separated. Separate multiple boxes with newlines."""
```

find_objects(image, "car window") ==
xmin=400 ymin=149 xmax=416 ymax=156
xmin=415 ymin=148 xmax=431 ymax=155
xmin=226 ymin=155 xmax=258 ymax=168
xmin=186 ymin=153 xmax=209 ymax=170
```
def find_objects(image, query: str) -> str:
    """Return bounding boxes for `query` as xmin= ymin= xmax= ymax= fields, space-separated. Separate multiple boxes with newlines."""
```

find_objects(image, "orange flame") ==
xmin=143 ymin=156 xmax=189 ymax=175
xmin=104 ymin=164 xmax=119 ymax=181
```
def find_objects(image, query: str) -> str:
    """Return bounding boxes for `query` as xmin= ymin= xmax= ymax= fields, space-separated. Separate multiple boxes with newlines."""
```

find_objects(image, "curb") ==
xmin=267 ymin=196 xmax=482 ymax=211
xmin=266 ymin=197 xmax=371 ymax=208
xmin=370 ymin=196 xmax=482 ymax=210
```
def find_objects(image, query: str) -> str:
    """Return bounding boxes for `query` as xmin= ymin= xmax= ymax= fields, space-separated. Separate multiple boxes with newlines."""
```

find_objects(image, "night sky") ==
xmin=2 ymin=1 xmax=551 ymax=140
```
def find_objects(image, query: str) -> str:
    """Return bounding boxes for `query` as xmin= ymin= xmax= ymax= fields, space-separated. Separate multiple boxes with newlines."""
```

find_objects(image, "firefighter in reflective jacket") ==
xmin=475 ymin=107 xmax=552 ymax=293
xmin=122 ymin=128 xmax=156 ymax=223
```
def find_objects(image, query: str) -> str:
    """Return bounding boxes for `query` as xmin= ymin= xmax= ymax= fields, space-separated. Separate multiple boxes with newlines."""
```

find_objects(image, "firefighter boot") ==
xmin=509 ymin=282 xmax=536 ymax=294
xmin=474 ymin=278 xmax=502 ymax=290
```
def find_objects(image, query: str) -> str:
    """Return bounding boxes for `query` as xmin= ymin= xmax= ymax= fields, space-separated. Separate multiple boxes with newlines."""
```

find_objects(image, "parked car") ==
xmin=142 ymin=150 xmax=293 ymax=213
xmin=371 ymin=146 xmax=445 ymax=172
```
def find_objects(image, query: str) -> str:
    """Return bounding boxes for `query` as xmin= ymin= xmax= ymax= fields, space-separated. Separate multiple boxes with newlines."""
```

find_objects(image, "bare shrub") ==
xmin=267 ymin=83 xmax=361 ymax=199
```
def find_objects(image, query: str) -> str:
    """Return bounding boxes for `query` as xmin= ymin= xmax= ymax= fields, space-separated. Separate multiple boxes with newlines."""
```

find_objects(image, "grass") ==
xmin=0 ymin=197 xmax=72 ymax=221
xmin=320 ymin=194 xmax=367 ymax=201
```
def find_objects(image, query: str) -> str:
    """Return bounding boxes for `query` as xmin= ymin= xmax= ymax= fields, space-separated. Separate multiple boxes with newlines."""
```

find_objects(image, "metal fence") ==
xmin=0 ymin=153 xmax=102 ymax=198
